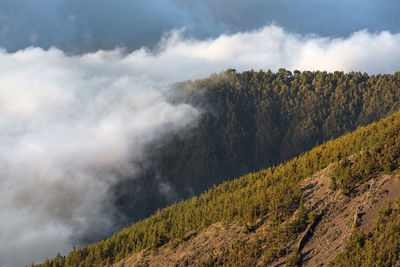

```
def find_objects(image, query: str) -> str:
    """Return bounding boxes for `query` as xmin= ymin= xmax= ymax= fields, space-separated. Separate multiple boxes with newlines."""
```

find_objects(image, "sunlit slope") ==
xmin=116 ymin=69 xmax=400 ymax=225
xmin=35 ymin=101 xmax=400 ymax=266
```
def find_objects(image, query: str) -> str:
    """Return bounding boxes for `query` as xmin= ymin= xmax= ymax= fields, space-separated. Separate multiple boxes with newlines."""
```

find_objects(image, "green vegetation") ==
xmin=116 ymin=69 xmax=400 ymax=225
xmin=286 ymin=248 xmax=302 ymax=267
xmin=330 ymin=130 xmax=400 ymax=196
xmin=329 ymin=200 xmax=400 ymax=266
xmin=34 ymin=94 xmax=400 ymax=266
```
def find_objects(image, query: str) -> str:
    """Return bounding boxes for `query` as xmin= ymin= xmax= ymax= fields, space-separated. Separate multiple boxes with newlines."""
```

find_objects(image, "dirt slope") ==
xmin=113 ymin=222 xmax=249 ymax=267
xmin=298 ymin=172 xmax=400 ymax=266
xmin=113 ymin=166 xmax=400 ymax=267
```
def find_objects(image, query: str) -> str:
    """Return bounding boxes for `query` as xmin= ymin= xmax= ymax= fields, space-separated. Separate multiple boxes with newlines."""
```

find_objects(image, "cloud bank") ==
xmin=0 ymin=48 xmax=200 ymax=266
xmin=1 ymin=25 xmax=400 ymax=266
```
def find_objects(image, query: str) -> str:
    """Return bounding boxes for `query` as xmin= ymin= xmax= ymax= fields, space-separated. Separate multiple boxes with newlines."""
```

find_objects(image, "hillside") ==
xmin=35 ymin=99 xmax=400 ymax=266
xmin=112 ymin=168 xmax=400 ymax=266
xmin=115 ymin=69 xmax=400 ymax=227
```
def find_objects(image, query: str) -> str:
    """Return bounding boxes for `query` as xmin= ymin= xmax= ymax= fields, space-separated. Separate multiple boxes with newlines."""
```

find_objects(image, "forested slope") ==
xmin=35 ymin=98 xmax=400 ymax=266
xmin=115 ymin=69 xmax=400 ymax=225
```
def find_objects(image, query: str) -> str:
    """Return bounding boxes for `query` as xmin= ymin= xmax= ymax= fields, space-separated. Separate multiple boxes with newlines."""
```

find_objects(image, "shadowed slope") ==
xmin=35 ymin=100 xmax=400 ymax=266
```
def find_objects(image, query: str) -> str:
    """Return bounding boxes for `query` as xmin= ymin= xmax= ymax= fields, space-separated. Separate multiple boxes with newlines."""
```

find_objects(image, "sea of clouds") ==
xmin=1 ymin=25 xmax=400 ymax=266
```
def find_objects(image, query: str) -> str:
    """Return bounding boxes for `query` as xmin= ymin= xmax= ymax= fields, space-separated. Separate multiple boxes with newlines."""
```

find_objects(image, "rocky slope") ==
xmin=113 ymin=163 xmax=400 ymax=266
xmin=34 ymin=110 xmax=400 ymax=267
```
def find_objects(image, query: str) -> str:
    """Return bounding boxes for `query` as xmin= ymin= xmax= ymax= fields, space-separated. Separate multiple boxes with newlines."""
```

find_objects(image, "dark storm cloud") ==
xmin=0 ymin=0 xmax=400 ymax=52
xmin=0 ymin=0 xmax=189 ymax=52
xmin=176 ymin=0 xmax=400 ymax=36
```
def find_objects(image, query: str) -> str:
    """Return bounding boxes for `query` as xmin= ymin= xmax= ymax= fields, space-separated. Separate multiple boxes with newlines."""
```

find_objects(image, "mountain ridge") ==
xmin=33 ymin=96 xmax=400 ymax=266
xmin=115 ymin=69 xmax=400 ymax=227
xmin=111 ymin=167 xmax=400 ymax=266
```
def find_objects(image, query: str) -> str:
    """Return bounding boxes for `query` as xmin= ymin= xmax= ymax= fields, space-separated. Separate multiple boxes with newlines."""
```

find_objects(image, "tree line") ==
xmin=33 ymin=87 xmax=400 ymax=266
xmin=115 ymin=68 xmax=400 ymax=227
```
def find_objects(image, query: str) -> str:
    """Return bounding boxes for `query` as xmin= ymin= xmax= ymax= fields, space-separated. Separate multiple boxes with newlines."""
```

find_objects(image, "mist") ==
xmin=1 ymin=25 xmax=400 ymax=266
xmin=0 ymin=48 xmax=200 ymax=266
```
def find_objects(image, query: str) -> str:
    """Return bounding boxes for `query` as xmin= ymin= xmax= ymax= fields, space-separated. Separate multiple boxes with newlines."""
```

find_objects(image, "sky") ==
xmin=0 ymin=1 xmax=400 ymax=266
xmin=0 ymin=0 xmax=399 ymax=53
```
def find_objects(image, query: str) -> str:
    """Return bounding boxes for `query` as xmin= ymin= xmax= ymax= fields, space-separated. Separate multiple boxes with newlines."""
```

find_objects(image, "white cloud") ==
xmin=0 ymin=47 xmax=199 ymax=267
xmin=1 ymin=24 xmax=400 ymax=266
xmin=155 ymin=26 xmax=400 ymax=74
